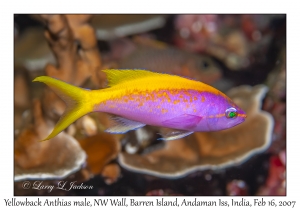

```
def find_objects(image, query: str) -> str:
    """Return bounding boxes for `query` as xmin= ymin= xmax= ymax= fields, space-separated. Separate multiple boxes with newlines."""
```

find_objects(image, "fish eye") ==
xmin=225 ymin=107 xmax=237 ymax=119
xmin=202 ymin=60 xmax=209 ymax=69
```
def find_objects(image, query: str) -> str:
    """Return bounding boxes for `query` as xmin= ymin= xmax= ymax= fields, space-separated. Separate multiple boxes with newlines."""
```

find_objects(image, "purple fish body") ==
xmin=95 ymin=88 xmax=246 ymax=133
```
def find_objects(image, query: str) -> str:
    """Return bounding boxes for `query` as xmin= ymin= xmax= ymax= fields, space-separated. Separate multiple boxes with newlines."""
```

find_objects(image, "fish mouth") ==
xmin=238 ymin=113 xmax=247 ymax=119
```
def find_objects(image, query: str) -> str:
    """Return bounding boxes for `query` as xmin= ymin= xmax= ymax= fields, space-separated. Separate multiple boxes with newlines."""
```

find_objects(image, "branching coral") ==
xmin=14 ymin=15 xmax=109 ymax=182
xmin=14 ymin=27 xmax=55 ymax=71
xmin=38 ymin=15 xmax=104 ymax=120
xmin=39 ymin=15 xmax=102 ymax=85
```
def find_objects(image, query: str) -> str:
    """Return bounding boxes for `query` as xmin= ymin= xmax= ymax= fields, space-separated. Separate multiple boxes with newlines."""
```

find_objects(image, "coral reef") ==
xmin=14 ymin=100 xmax=86 ymax=181
xmin=14 ymin=28 xmax=55 ymax=71
xmin=78 ymin=133 xmax=121 ymax=178
xmin=14 ymin=14 xmax=110 ymax=183
xmin=256 ymin=150 xmax=286 ymax=195
xmin=14 ymin=14 xmax=285 ymax=196
xmin=174 ymin=14 xmax=279 ymax=70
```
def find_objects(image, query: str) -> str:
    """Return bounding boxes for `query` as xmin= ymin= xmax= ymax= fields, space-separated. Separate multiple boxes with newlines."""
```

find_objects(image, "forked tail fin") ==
xmin=33 ymin=76 xmax=93 ymax=141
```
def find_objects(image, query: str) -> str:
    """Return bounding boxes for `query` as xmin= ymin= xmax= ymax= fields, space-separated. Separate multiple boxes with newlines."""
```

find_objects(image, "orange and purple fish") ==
xmin=33 ymin=69 xmax=246 ymax=141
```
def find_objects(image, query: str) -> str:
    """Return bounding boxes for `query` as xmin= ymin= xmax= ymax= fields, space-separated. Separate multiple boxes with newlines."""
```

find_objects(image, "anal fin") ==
xmin=106 ymin=116 xmax=146 ymax=134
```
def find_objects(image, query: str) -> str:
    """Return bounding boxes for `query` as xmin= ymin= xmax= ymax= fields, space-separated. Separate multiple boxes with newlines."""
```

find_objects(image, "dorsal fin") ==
xmin=102 ymin=69 xmax=166 ymax=87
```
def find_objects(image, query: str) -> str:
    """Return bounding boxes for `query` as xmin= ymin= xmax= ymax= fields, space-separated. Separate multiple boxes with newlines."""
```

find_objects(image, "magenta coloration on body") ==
xmin=95 ymin=89 xmax=246 ymax=133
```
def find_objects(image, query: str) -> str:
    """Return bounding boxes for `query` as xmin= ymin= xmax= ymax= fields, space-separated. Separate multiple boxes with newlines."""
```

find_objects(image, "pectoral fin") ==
xmin=162 ymin=114 xmax=202 ymax=130
xmin=158 ymin=128 xmax=194 ymax=141
xmin=106 ymin=116 xmax=146 ymax=134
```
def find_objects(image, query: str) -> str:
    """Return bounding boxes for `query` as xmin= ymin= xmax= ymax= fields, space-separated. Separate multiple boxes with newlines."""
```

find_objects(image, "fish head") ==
xmin=185 ymin=55 xmax=221 ymax=84
xmin=205 ymin=94 xmax=246 ymax=131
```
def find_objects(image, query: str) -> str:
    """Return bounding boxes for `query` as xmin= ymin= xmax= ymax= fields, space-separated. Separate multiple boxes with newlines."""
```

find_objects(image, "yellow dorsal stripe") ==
xmin=101 ymin=69 xmax=226 ymax=98
xmin=103 ymin=69 xmax=169 ymax=87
